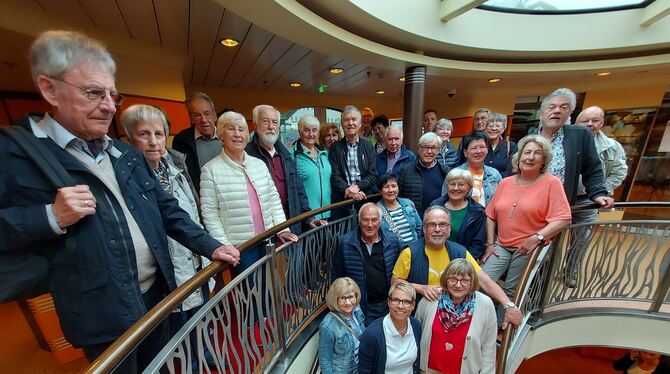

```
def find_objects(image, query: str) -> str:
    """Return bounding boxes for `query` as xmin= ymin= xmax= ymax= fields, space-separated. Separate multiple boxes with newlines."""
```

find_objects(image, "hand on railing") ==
xmin=593 ymin=195 xmax=614 ymax=209
xmin=212 ymin=243 xmax=241 ymax=266
xmin=502 ymin=305 xmax=522 ymax=330
xmin=278 ymin=231 xmax=299 ymax=243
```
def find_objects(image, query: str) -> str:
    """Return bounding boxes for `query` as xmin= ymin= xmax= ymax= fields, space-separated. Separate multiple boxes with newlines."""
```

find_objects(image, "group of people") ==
xmin=0 ymin=27 xmax=631 ymax=373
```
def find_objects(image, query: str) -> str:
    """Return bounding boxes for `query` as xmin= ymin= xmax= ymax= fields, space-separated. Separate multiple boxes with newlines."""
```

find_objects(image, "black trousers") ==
xmin=83 ymin=279 xmax=170 ymax=374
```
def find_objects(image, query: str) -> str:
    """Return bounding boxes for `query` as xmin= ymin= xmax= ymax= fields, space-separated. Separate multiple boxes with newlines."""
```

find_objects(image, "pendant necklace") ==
xmin=509 ymin=176 xmax=530 ymax=218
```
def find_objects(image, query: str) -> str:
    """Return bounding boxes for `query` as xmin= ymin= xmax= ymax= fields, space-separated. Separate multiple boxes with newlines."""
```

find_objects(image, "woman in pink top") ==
xmin=480 ymin=135 xmax=571 ymax=325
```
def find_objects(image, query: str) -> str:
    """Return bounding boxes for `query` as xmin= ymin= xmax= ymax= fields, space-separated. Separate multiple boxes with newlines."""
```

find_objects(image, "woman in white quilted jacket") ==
xmin=200 ymin=111 xmax=298 ymax=275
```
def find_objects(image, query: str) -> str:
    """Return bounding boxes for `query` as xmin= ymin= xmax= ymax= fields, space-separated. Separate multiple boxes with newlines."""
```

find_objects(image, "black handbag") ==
xmin=0 ymin=126 xmax=75 ymax=303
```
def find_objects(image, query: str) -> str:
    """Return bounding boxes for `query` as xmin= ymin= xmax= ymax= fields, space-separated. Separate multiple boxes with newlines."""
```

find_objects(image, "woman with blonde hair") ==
xmin=415 ymin=259 xmax=497 ymax=374
xmin=318 ymin=123 xmax=341 ymax=150
xmin=319 ymin=277 xmax=365 ymax=374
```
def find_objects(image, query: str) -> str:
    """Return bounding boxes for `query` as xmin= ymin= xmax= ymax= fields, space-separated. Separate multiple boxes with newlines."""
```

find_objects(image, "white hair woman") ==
xmin=435 ymin=118 xmax=459 ymax=168
xmin=293 ymin=115 xmax=332 ymax=219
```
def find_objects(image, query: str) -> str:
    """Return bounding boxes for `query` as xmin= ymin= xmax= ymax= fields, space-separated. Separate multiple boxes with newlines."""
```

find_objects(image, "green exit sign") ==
xmin=317 ymin=84 xmax=327 ymax=94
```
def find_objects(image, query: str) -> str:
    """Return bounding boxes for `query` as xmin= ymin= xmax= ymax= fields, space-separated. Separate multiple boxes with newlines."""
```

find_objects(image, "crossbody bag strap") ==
xmin=377 ymin=202 xmax=401 ymax=237
xmin=329 ymin=312 xmax=361 ymax=340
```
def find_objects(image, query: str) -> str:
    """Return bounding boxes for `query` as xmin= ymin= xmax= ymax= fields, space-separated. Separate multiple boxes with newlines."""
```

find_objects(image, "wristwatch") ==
xmin=504 ymin=301 xmax=516 ymax=310
xmin=534 ymin=233 xmax=544 ymax=241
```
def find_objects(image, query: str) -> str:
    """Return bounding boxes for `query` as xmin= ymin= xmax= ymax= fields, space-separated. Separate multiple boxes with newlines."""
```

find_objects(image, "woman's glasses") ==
xmin=389 ymin=298 xmax=413 ymax=307
xmin=337 ymin=295 xmax=356 ymax=303
xmin=446 ymin=277 xmax=472 ymax=287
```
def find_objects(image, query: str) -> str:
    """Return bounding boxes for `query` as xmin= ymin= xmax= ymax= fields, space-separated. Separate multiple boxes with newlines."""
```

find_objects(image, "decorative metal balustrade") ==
xmin=86 ymin=197 xmax=367 ymax=374
xmin=497 ymin=202 xmax=670 ymax=374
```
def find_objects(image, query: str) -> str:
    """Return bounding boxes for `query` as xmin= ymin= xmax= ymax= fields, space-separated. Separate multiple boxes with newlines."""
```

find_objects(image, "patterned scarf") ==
xmin=436 ymin=291 xmax=476 ymax=332
xmin=153 ymin=158 xmax=171 ymax=193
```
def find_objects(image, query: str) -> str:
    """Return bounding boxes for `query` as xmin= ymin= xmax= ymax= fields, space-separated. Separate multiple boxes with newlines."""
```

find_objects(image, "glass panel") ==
xmin=481 ymin=0 xmax=651 ymax=13
xmin=279 ymin=107 xmax=315 ymax=148
xmin=326 ymin=108 xmax=342 ymax=125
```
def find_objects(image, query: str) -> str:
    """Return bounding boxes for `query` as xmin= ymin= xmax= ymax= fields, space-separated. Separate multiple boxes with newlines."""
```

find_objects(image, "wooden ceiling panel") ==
xmin=203 ymin=9 xmax=251 ymax=86
xmin=252 ymin=44 xmax=310 ymax=90
xmin=116 ymin=0 xmax=161 ymax=45
xmin=324 ymin=64 xmax=370 ymax=91
xmin=182 ymin=55 xmax=194 ymax=86
xmin=269 ymin=50 xmax=331 ymax=90
xmin=79 ymin=0 xmax=130 ymax=37
xmin=289 ymin=55 xmax=343 ymax=89
xmin=36 ymin=0 xmax=95 ymax=29
xmin=154 ymin=0 xmax=189 ymax=53
xmin=221 ymin=24 xmax=274 ymax=87
xmin=188 ymin=0 xmax=226 ymax=85
xmin=237 ymin=36 xmax=294 ymax=89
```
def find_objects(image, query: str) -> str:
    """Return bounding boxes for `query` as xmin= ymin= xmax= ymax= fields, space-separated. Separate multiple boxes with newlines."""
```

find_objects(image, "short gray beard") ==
xmin=259 ymin=132 xmax=278 ymax=147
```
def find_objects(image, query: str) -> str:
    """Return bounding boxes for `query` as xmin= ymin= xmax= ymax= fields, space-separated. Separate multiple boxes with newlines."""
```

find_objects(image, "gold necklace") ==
xmin=508 ymin=176 xmax=530 ymax=219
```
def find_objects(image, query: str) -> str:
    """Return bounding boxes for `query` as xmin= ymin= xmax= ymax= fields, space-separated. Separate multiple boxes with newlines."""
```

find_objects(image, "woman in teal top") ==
xmin=292 ymin=115 xmax=332 ymax=219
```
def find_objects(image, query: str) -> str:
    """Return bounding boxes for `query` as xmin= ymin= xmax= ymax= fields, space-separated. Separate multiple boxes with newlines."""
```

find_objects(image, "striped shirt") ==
xmin=388 ymin=207 xmax=415 ymax=244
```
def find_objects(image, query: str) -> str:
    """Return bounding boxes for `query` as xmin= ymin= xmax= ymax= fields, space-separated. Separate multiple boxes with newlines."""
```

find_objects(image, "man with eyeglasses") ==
xmin=172 ymin=92 xmax=222 ymax=193
xmin=0 ymin=30 xmax=240 ymax=372
xmin=332 ymin=203 xmax=404 ymax=326
xmin=392 ymin=206 xmax=522 ymax=329
xmin=397 ymin=132 xmax=449 ymax=217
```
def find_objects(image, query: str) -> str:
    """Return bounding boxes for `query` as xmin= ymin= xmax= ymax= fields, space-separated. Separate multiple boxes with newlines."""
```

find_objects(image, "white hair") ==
xmin=121 ymin=104 xmax=169 ymax=141
xmin=541 ymin=88 xmax=577 ymax=114
xmin=418 ymin=131 xmax=442 ymax=147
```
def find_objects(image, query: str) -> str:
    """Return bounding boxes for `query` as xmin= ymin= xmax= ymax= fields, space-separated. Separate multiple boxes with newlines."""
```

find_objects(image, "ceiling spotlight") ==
xmin=375 ymin=90 xmax=386 ymax=95
xmin=329 ymin=67 xmax=344 ymax=74
xmin=398 ymin=76 xmax=406 ymax=82
xmin=219 ymin=38 xmax=239 ymax=47
xmin=290 ymin=82 xmax=302 ymax=88
xmin=488 ymin=78 xmax=502 ymax=83
xmin=596 ymin=72 xmax=611 ymax=76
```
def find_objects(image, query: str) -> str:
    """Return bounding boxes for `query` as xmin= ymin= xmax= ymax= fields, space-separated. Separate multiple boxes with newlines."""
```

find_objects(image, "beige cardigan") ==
xmin=414 ymin=291 xmax=497 ymax=374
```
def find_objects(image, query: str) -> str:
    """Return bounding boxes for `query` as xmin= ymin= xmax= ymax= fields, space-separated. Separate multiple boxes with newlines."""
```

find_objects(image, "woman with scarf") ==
xmin=415 ymin=259 xmax=497 ymax=374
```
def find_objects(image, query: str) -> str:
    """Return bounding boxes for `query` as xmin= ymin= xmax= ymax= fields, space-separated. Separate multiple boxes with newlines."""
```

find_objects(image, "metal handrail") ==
xmin=495 ymin=201 xmax=670 ymax=374
xmin=86 ymin=194 xmax=378 ymax=374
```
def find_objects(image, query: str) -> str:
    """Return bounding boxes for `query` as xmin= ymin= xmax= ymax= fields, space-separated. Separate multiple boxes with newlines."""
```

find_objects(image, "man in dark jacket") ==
xmin=391 ymin=206 xmax=522 ymax=329
xmin=332 ymin=203 xmax=403 ymax=326
xmin=171 ymin=92 xmax=221 ymax=193
xmin=375 ymin=123 xmax=416 ymax=178
xmin=398 ymin=132 xmax=449 ymax=217
xmin=0 ymin=30 xmax=239 ymax=372
xmin=329 ymin=105 xmax=378 ymax=217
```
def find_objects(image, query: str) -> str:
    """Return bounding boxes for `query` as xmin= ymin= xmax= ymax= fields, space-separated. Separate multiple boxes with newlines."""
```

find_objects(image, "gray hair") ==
xmin=423 ymin=205 xmax=451 ymax=222
xmin=215 ymin=111 xmax=249 ymax=140
xmin=474 ymin=108 xmax=491 ymax=117
xmin=29 ymin=30 xmax=116 ymax=84
xmin=358 ymin=202 xmax=382 ymax=222
xmin=440 ymin=258 xmax=479 ymax=293
xmin=444 ymin=168 xmax=474 ymax=190
xmin=298 ymin=115 xmax=320 ymax=132
xmin=252 ymin=104 xmax=278 ymax=124
xmin=487 ymin=113 xmax=508 ymax=129
xmin=418 ymin=131 xmax=442 ymax=147
xmin=540 ymin=88 xmax=577 ymax=114
xmin=511 ymin=135 xmax=553 ymax=173
xmin=435 ymin=118 xmax=453 ymax=131
xmin=389 ymin=280 xmax=416 ymax=301
xmin=386 ymin=123 xmax=403 ymax=137
xmin=121 ymin=104 xmax=169 ymax=141
xmin=185 ymin=92 xmax=216 ymax=114
xmin=342 ymin=105 xmax=361 ymax=121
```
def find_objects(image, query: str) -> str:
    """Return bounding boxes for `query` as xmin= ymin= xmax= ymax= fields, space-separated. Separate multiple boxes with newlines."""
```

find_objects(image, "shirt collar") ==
xmin=36 ymin=113 xmax=113 ymax=153
xmin=194 ymin=127 xmax=218 ymax=140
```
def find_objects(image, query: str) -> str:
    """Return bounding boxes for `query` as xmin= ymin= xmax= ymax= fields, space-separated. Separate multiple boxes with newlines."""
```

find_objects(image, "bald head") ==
xmin=576 ymin=106 xmax=605 ymax=135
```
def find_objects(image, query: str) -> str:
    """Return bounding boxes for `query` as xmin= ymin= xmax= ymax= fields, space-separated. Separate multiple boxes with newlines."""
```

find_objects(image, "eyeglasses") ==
xmin=486 ymin=123 xmax=504 ymax=129
xmin=52 ymin=77 xmax=124 ymax=105
xmin=337 ymin=295 xmax=356 ymax=303
xmin=419 ymin=145 xmax=438 ymax=151
xmin=424 ymin=222 xmax=450 ymax=230
xmin=389 ymin=298 xmax=413 ymax=307
xmin=447 ymin=277 xmax=472 ymax=287
xmin=447 ymin=182 xmax=468 ymax=190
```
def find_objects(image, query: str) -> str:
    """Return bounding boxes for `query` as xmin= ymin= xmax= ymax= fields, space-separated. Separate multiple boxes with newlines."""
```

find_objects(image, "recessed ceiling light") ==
xmin=488 ymin=78 xmax=502 ymax=83
xmin=398 ymin=76 xmax=406 ymax=82
xmin=596 ymin=72 xmax=611 ymax=76
xmin=290 ymin=82 xmax=302 ymax=88
xmin=329 ymin=67 xmax=344 ymax=74
xmin=375 ymin=90 xmax=386 ymax=95
xmin=219 ymin=38 xmax=239 ymax=47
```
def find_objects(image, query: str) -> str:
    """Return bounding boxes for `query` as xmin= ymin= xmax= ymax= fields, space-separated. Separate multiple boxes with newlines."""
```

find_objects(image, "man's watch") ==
xmin=534 ymin=233 xmax=544 ymax=241
xmin=504 ymin=301 xmax=516 ymax=310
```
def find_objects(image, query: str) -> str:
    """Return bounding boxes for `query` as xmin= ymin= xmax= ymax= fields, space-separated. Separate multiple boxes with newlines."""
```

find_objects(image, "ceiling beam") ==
xmin=440 ymin=0 xmax=487 ymax=22
xmin=640 ymin=0 xmax=670 ymax=26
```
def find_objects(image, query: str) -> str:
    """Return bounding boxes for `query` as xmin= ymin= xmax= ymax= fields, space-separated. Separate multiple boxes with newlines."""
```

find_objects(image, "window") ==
xmin=480 ymin=0 xmax=652 ymax=14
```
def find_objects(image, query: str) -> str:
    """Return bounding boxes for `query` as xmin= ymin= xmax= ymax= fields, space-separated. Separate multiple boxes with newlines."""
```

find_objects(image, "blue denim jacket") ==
xmin=319 ymin=306 xmax=366 ymax=374
xmin=377 ymin=197 xmax=423 ymax=244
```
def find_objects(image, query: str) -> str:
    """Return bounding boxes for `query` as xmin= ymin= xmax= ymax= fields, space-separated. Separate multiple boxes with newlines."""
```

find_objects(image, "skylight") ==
xmin=480 ymin=0 xmax=653 ymax=14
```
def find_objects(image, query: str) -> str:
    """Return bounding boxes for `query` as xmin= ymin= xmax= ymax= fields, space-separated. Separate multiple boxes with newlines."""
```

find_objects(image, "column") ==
xmin=402 ymin=66 xmax=426 ymax=153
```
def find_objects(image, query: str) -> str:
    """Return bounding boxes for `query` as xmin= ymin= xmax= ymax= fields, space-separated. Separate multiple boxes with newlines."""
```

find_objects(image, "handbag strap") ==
xmin=329 ymin=312 xmax=361 ymax=340
xmin=0 ymin=126 xmax=75 ymax=187
xmin=377 ymin=202 xmax=402 ymax=237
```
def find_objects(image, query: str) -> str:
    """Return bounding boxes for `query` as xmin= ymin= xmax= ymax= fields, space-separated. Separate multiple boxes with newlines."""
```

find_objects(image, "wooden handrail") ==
xmin=86 ymin=194 xmax=378 ymax=374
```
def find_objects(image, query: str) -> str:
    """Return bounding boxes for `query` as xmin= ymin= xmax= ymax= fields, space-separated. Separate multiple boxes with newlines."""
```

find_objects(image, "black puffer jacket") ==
xmin=397 ymin=160 xmax=448 ymax=217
